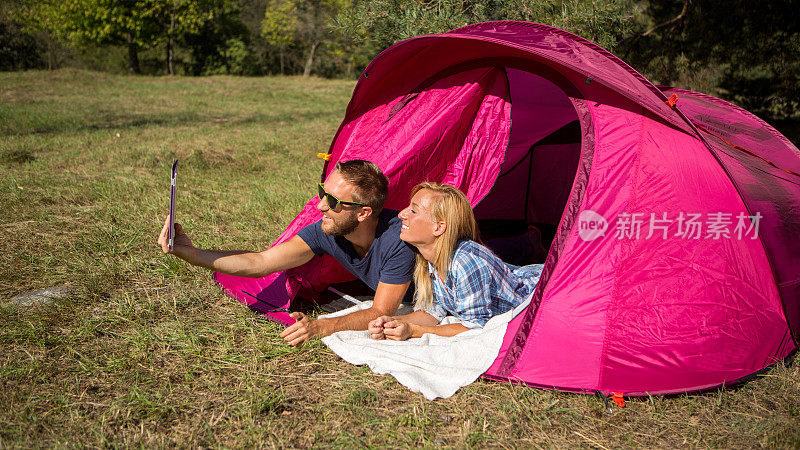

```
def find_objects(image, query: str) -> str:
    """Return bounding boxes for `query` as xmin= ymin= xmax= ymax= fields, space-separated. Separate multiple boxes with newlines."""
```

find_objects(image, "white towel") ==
xmin=320 ymin=302 xmax=525 ymax=400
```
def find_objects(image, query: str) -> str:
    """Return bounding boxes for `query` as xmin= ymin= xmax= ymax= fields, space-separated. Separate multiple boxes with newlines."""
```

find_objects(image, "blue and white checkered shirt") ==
xmin=423 ymin=239 xmax=543 ymax=328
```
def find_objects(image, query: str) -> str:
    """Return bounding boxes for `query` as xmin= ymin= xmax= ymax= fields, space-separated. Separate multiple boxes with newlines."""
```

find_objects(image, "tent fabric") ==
xmin=216 ymin=21 xmax=799 ymax=396
xmin=659 ymin=87 xmax=800 ymax=343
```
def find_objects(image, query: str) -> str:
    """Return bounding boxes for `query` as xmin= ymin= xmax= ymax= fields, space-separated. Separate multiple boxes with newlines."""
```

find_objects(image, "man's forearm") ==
xmin=186 ymin=248 xmax=271 ymax=277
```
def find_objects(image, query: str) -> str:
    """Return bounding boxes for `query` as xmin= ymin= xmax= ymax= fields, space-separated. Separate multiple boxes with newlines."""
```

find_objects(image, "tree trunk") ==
xmin=127 ymin=34 xmax=141 ymax=74
xmin=279 ymin=50 xmax=284 ymax=75
xmin=167 ymin=36 xmax=174 ymax=75
xmin=303 ymin=41 xmax=318 ymax=77
xmin=167 ymin=9 xmax=175 ymax=75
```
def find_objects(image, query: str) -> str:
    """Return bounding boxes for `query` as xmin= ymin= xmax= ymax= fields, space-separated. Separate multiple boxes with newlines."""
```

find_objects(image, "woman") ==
xmin=368 ymin=182 xmax=544 ymax=341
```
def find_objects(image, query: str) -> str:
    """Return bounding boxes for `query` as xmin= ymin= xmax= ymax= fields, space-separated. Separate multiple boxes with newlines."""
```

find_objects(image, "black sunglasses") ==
xmin=317 ymin=183 xmax=366 ymax=210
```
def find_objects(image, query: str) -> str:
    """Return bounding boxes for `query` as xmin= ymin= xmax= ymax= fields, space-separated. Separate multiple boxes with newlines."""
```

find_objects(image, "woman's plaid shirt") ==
xmin=423 ymin=239 xmax=543 ymax=328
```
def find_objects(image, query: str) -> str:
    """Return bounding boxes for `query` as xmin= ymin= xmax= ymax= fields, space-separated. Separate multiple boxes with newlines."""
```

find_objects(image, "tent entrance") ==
xmin=475 ymin=68 xmax=581 ymax=262
xmin=294 ymin=63 xmax=586 ymax=305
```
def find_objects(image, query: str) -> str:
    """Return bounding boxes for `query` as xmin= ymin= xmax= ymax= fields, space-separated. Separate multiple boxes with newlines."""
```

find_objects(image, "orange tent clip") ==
xmin=612 ymin=392 xmax=626 ymax=408
xmin=665 ymin=93 xmax=679 ymax=108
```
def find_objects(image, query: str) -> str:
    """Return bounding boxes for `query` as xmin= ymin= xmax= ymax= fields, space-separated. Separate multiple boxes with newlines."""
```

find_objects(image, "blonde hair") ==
xmin=411 ymin=182 xmax=479 ymax=310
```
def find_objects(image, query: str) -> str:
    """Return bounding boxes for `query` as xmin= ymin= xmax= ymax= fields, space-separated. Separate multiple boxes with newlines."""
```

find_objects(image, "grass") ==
xmin=1 ymin=68 xmax=799 ymax=448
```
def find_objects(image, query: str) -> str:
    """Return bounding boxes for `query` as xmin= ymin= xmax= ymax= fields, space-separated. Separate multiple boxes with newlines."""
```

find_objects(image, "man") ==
xmin=157 ymin=160 xmax=415 ymax=346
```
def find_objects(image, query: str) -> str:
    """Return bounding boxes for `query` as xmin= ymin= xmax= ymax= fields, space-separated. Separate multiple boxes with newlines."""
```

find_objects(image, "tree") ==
xmin=262 ymin=0 xmax=349 ymax=76
xmin=261 ymin=0 xmax=297 ymax=73
xmin=621 ymin=0 xmax=800 ymax=120
xmin=235 ymin=0 xmax=271 ymax=75
xmin=20 ymin=0 xmax=245 ymax=75
xmin=0 ymin=5 xmax=45 ymax=71
xmin=334 ymin=0 xmax=638 ymax=54
xmin=181 ymin=0 xmax=249 ymax=75
xmin=150 ymin=0 xmax=245 ymax=75
xmin=22 ymin=0 xmax=161 ymax=74
xmin=156 ymin=0 xmax=207 ymax=75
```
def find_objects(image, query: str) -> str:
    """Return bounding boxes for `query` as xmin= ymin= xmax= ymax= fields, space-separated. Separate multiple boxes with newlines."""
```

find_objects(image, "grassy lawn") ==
xmin=1 ymin=69 xmax=799 ymax=448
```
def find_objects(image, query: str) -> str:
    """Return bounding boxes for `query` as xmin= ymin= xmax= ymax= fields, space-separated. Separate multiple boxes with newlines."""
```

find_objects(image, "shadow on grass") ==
xmin=0 ymin=148 xmax=36 ymax=165
xmin=1 ymin=110 xmax=336 ymax=137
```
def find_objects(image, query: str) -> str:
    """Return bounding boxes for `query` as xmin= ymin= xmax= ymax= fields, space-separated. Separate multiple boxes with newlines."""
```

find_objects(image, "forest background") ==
xmin=2 ymin=0 xmax=799 ymax=138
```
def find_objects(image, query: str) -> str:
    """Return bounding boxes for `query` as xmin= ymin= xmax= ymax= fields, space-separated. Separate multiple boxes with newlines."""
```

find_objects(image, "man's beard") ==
xmin=321 ymin=211 xmax=359 ymax=236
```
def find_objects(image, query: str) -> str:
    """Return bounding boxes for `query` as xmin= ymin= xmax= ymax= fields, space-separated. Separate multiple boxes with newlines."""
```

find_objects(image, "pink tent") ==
xmin=216 ymin=21 xmax=800 ymax=395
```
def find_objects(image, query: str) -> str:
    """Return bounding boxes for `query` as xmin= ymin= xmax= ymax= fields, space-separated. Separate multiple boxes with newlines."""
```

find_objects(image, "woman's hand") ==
xmin=368 ymin=311 xmax=455 ymax=341
xmin=383 ymin=318 xmax=414 ymax=341
xmin=368 ymin=316 xmax=391 ymax=340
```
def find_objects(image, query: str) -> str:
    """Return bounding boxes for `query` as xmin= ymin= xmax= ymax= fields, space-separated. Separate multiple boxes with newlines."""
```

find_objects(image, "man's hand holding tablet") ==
xmin=158 ymin=160 xmax=196 ymax=260
xmin=168 ymin=159 xmax=177 ymax=250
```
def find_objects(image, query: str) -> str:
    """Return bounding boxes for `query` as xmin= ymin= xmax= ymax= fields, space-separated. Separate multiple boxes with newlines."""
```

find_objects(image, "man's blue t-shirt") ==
xmin=297 ymin=209 xmax=415 ymax=291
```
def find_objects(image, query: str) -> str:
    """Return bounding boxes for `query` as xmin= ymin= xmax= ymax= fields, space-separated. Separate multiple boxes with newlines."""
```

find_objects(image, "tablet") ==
xmin=168 ymin=159 xmax=178 ymax=250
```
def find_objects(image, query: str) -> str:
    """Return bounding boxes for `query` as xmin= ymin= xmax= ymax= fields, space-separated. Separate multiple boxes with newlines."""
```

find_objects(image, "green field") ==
xmin=1 ymin=69 xmax=799 ymax=447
